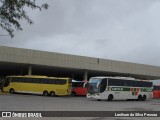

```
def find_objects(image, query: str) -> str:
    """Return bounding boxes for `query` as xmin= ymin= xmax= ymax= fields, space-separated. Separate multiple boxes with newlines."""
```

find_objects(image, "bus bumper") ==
xmin=87 ymin=93 xmax=101 ymax=99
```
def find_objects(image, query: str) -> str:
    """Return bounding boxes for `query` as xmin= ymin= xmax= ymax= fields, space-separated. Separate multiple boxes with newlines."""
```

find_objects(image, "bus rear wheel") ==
xmin=50 ymin=91 xmax=55 ymax=97
xmin=138 ymin=95 xmax=143 ymax=101
xmin=10 ymin=88 xmax=15 ymax=94
xmin=43 ymin=91 xmax=48 ymax=96
xmin=107 ymin=94 xmax=113 ymax=101
xmin=142 ymin=95 xmax=147 ymax=101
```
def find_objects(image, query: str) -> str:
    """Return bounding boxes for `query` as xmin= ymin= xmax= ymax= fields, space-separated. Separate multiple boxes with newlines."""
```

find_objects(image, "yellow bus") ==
xmin=3 ymin=75 xmax=72 ymax=96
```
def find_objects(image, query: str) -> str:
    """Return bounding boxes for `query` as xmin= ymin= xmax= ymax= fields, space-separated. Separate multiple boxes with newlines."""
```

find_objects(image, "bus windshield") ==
xmin=88 ymin=78 xmax=101 ymax=94
xmin=89 ymin=78 xmax=101 ymax=83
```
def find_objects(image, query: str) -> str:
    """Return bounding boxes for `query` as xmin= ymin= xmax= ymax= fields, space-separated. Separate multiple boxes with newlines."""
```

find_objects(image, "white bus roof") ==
xmin=90 ymin=76 xmax=147 ymax=81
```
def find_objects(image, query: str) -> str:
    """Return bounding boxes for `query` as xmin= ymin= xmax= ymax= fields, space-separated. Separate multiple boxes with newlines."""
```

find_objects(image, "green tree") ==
xmin=0 ymin=0 xmax=48 ymax=37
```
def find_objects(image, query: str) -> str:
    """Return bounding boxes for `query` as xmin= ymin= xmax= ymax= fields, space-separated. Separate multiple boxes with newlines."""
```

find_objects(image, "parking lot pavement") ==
xmin=0 ymin=93 xmax=160 ymax=120
xmin=0 ymin=93 xmax=160 ymax=111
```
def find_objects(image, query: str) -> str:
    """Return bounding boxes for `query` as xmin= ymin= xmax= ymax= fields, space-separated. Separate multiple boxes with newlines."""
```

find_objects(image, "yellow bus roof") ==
xmin=6 ymin=75 xmax=69 ymax=79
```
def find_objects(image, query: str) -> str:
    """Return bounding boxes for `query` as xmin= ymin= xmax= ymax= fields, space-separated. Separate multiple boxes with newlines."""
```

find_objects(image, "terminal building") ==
xmin=0 ymin=46 xmax=160 ymax=80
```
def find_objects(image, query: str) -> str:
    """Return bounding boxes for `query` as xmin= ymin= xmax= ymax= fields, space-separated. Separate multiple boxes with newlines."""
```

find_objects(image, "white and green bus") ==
xmin=86 ymin=76 xmax=153 ymax=101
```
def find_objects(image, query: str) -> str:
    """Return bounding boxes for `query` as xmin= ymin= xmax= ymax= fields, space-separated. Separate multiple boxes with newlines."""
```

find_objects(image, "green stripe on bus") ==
xmin=110 ymin=87 xmax=152 ymax=92
xmin=141 ymin=88 xmax=152 ymax=92
xmin=123 ymin=88 xmax=130 ymax=91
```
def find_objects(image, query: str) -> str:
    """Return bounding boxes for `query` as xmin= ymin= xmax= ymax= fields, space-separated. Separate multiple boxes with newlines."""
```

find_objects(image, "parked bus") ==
xmin=153 ymin=85 xmax=160 ymax=98
xmin=3 ymin=75 xmax=72 ymax=96
xmin=86 ymin=76 xmax=153 ymax=101
xmin=71 ymin=80 xmax=87 ymax=96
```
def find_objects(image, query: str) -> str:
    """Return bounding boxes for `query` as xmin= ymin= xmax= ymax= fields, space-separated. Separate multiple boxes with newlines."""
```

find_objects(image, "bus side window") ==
xmin=55 ymin=79 xmax=62 ymax=84
xmin=137 ymin=81 xmax=141 ymax=87
xmin=52 ymin=79 xmax=56 ymax=84
xmin=125 ymin=80 xmax=132 ymax=87
xmin=143 ymin=82 xmax=152 ymax=87
xmin=121 ymin=80 xmax=125 ymax=86
xmin=47 ymin=79 xmax=52 ymax=84
xmin=26 ymin=78 xmax=32 ymax=83
xmin=41 ymin=78 xmax=48 ymax=84
xmin=148 ymin=82 xmax=152 ymax=87
xmin=134 ymin=81 xmax=137 ymax=87
xmin=108 ymin=79 xmax=113 ymax=86
xmin=142 ymin=81 xmax=147 ymax=87
xmin=61 ymin=80 xmax=66 ymax=84
xmin=32 ymin=78 xmax=37 ymax=83
xmin=100 ymin=79 xmax=107 ymax=93
xmin=36 ymin=78 xmax=41 ymax=83
xmin=20 ymin=78 xmax=24 ymax=82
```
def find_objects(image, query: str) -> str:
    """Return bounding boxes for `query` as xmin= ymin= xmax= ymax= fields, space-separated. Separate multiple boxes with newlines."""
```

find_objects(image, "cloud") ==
xmin=0 ymin=0 xmax=160 ymax=66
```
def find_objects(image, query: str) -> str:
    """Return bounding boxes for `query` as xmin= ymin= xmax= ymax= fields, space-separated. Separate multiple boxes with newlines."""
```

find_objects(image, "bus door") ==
xmin=99 ymin=79 xmax=108 ymax=97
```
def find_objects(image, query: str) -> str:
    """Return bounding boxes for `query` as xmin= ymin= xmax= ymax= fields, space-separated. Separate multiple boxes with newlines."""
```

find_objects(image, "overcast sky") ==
xmin=0 ymin=0 xmax=160 ymax=67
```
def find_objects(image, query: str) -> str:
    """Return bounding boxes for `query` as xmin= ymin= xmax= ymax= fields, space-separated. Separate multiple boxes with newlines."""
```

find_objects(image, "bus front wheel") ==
xmin=50 ymin=91 xmax=55 ymax=97
xmin=107 ymin=94 xmax=113 ymax=101
xmin=10 ymin=88 xmax=15 ymax=94
xmin=43 ymin=91 xmax=48 ymax=96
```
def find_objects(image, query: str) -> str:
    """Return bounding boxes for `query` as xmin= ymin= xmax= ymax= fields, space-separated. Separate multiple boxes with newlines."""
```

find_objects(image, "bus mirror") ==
xmin=83 ymin=82 xmax=88 ymax=88
xmin=97 ymin=82 xmax=100 ymax=88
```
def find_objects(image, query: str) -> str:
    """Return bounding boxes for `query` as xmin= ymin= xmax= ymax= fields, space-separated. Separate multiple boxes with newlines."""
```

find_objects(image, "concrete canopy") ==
xmin=0 ymin=46 xmax=160 ymax=80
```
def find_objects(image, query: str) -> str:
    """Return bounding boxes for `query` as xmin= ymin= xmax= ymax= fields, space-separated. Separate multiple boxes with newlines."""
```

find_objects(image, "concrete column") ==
xmin=84 ymin=70 xmax=88 ymax=80
xmin=28 ymin=65 xmax=32 ymax=75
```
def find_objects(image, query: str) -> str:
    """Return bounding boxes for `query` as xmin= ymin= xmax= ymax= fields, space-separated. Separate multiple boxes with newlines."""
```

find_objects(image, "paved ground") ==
xmin=0 ymin=93 xmax=160 ymax=120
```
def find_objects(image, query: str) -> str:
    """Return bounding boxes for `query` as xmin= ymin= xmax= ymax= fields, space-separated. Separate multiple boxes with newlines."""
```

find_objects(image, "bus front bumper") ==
xmin=87 ymin=93 xmax=101 ymax=99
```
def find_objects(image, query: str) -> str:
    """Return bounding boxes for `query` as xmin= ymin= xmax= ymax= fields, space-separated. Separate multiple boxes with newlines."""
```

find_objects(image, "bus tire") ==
xmin=107 ymin=94 xmax=113 ymax=101
xmin=97 ymin=99 xmax=101 ymax=101
xmin=43 ymin=90 xmax=48 ymax=96
xmin=50 ymin=91 xmax=55 ymax=97
xmin=142 ymin=95 xmax=147 ymax=101
xmin=138 ymin=95 xmax=143 ymax=101
xmin=71 ymin=92 xmax=76 ymax=96
xmin=10 ymin=88 xmax=15 ymax=94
